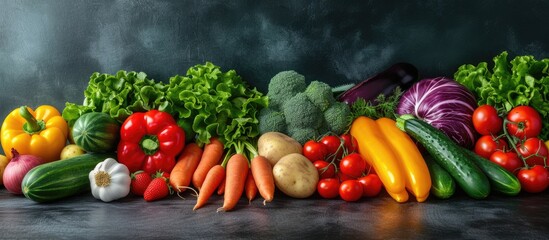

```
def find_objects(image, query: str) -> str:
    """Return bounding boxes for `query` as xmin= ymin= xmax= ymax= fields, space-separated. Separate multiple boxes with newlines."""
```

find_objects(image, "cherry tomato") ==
xmin=339 ymin=180 xmax=363 ymax=202
xmin=489 ymin=150 xmax=523 ymax=174
xmin=320 ymin=135 xmax=343 ymax=158
xmin=340 ymin=133 xmax=357 ymax=153
xmin=517 ymin=165 xmax=549 ymax=193
xmin=303 ymin=140 xmax=327 ymax=162
xmin=516 ymin=137 xmax=549 ymax=167
xmin=313 ymin=160 xmax=336 ymax=179
xmin=317 ymin=178 xmax=340 ymax=199
xmin=357 ymin=174 xmax=383 ymax=197
xmin=472 ymin=105 xmax=503 ymax=135
xmin=337 ymin=171 xmax=356 ymax=182
xmin=506 ymin=105 xmax=542 ymax=139
xmin=339 ymin=153 xmax=367 ymax=178
xmin=474 ymin=135 xmax=509 ymax=159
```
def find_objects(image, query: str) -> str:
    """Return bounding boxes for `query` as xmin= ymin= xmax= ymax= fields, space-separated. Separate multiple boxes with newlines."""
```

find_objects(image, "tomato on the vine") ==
xmin=357 ymin=174 xmax=383 ymax=197
xmin=313 ymin=160 xmax=336 ymax=179
xmin=472 ymin=105 xmax=503 ymax=135
xmin=517 ymin=165 xmax=549 ymax=193
xmin=489 ymin=150 xmax=523 ymax=174
xmin=506 ymin=105 xmax=542 ymax=139
xmin=339 ymin=153 xmax=367 ymax=178
xmin=340 ymin=133 xmax=357 ymax=153
xmin=320 ymin=135 xmax=343 ymax=158
xmin=303 ymin=140 xmax=327 ymax=162
xmin=474 ymin=135 xmax=509 ymax=159
xmin=317 ymin=178 xmax=340 ymax=199
xmin=516 ymin=137 xmax=549 ymax=167
xmin=339 ymin=180 xmax=363 ymax=202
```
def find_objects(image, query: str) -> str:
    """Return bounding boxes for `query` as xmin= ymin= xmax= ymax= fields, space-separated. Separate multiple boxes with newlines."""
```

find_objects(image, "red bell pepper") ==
xmin=117 ymin=110 xmax=185 ymax=174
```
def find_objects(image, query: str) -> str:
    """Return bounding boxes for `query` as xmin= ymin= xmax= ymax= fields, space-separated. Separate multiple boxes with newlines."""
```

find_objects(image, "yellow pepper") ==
xmin=350 ymin=116 xmax=409 ymax=203
xmin=1 ymin=105 xmax=68 ymax=163
xmin=376 ymin=118 xmax=431 ymax=202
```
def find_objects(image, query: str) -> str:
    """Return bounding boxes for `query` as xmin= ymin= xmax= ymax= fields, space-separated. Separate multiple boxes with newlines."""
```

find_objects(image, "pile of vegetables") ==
xmin=1 ymin=52 xmax=549 ymax=211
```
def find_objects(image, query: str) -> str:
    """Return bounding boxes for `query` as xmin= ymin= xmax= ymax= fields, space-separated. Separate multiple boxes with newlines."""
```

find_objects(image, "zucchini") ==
xmin=22 ymin=153 xmax=116 ymax=202
xmin=396 ymin=115 xmax=490 ymax=199
xmin=72 ymin=112 xmax=120 ymax=153
xmin=464 ymin=149 xmax=521 ymax=196
xmin=424 ymin=154 xmax=456 ymax=199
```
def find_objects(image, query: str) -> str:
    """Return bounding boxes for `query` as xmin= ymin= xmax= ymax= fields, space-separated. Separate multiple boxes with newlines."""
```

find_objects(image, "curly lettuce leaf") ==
xmin=63 ymin=70 xmax=167 ymax=127
xmin=166 ymin=62 xmax=268 ymax=148
xmin=454 ymin=51 xmax=549 ymax=140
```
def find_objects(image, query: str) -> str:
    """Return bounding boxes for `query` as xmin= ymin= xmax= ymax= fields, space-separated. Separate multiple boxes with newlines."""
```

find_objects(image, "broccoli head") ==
xmin=258 ymin=107 xmax=287 ymax=134
xmin=288 ymin=127 xmax=319 ymax=145
xmin=304 ymin=80 xmax=335 ymax=111
xmin=282 ymin=92 xmax=323 ymax=130
xmin=267 ymin=70 xmax=307 ymax=110
xmin=323 ymin=101 xmax=352 ymax=134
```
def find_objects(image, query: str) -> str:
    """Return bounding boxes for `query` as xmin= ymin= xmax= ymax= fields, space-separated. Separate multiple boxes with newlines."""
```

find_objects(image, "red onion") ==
xmin=3 ymin=148 xmax=42 ymax=194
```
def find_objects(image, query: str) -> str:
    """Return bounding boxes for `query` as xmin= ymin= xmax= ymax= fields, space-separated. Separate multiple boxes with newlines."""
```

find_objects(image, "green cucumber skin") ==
xmin=402 ymin=118 xmax=490 ymax=199
xmin=22 ymin=153 xmax=116 ymax=203
xmin=464 ymin=149 xmax=521 ymax=196
xmin=424 ymin=155 xmax=456 ymax=199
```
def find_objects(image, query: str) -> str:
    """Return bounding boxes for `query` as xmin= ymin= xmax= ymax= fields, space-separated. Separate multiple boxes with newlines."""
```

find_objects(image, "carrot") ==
xmin=217 ymin=153 xmax=249 ymax=212
xmin=192 ymin=137 xmax=224 ymax=190
xmin=245 ymin=169 xmax=257 ymax=204
xmin=169 ymin=143 xmax=203 ymax=193
xmin=217 ymin=178 xmax=225 ymax=195
xmin=193 ymin=164 xmax=225 ymax=211
xmin=250 ymin=155 xmax=275 ymax=205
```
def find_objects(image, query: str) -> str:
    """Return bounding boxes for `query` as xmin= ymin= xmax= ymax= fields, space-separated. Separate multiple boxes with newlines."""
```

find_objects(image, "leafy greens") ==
xmin=454 ymin=51 xmax=549 ymax=140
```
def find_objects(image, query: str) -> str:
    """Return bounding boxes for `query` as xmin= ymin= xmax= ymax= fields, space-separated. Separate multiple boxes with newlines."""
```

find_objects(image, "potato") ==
xmin=60 ymin=144 xmax=86 ymax=160
xmin=0 ymin=154 xmax=8 ymax=185
xmin=257 ymin=132 xmax=302 ymax=166
xmin=273 ymin=153 xmax=319 ymax=198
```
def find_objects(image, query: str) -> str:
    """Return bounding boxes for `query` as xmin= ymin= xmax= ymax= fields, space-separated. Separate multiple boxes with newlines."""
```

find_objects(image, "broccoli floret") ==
xmin=267 ymin=71 xmax=307 ymax=110
xmin=323 ymin=101 xmax=352 ymax=134
xmin=258 ymin=107 xmax=287 ymax=134
xmin=304 ymin=80 xmax=335 ymax=111
xmin=282 ymin=92 xmax=323 ymax=129
xmin=288 ymin=127 xmax=319 ymax=145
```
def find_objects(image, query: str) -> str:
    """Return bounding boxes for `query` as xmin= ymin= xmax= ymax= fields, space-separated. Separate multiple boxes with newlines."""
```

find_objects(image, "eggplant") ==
xmin=337 ymin=62 xmax=419 ymax=105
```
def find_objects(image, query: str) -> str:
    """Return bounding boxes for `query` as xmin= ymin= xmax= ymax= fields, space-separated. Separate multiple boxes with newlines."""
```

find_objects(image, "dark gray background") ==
xmin=1 ymin=0 xmax=548 ymax=154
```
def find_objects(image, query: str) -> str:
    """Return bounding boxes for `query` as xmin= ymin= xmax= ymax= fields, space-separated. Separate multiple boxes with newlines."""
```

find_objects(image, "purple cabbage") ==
xmin=397 ymin=77 xmax=478 ymax=149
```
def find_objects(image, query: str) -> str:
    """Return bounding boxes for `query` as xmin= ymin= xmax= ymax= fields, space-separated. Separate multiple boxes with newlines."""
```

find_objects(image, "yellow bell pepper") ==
xmin=350 ymin=116 xmax=409 ymax=203
xmin=376 ymin=118 xmax=431 ymax=202
xmin=1 ymin=105 xmax=68 ymax=163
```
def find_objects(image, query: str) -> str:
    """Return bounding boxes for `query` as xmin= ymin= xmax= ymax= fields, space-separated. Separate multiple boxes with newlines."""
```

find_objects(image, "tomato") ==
xmin=517 ymin=165 xmax=549 ymax=193
xmin=320 ymin=135 xmax=343 ymax=158
xmin=303 ymin=140 xmax=327 ymax=162
xmin=516 ymin=137 xmax=549 ymax=167
xmin=357 ymin=174 xmax=383 ymax=197
xmin=317 ymin=178 xmax=340 ymax=199
xmin=340 ymin=133 xmax=357 ymax=153
xmin=339 ymin=180 xmax=363 ymax=202
xmin=506 ymin=105 xmax=542 ymax=139
xmin=489 ymin=150 xmax=523 ymax=174
xmin=472 ymin=105 xmax=503 ymax=135
xmin=339 ymin=153 xmax=367 ymax=178
xmin=337 ymin=171 xmax=356 ymax=182
xmin=313 ymin=160 xmax=336 ymax=179
xmin=474 ymin=135 xmax=509 ymax=159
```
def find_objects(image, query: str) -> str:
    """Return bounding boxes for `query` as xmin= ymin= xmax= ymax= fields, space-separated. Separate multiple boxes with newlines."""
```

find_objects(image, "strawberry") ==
xmin=130 ymin=171 xmax=152 ymax=196
xmin=143 ymin=173 xmax=171 ymax=202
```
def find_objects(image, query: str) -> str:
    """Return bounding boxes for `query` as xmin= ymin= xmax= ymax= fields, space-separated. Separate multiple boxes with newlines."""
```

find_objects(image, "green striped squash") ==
xmin=22 ymin=153 xmax=116 ymax=202
xmin=72 ymin=112 xmax=120 ymax=153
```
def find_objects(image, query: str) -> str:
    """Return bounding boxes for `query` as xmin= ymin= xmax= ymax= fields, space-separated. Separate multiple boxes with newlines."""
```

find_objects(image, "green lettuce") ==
xmin=454 ymin=51 xmax=549 ymax=140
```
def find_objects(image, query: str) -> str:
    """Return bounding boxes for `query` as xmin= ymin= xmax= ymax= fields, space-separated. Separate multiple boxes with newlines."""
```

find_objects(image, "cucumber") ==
xmin=463 ymin=149 xmax=521 ymax=196
xmin=72 ymin=112 xmax=120 ymax=153
xmin=424 ymin=154 xmax=456 ymax=199
xmin=396 ymin=115 xmax=490 ymax=199
xmin=22 ymin=153 xmax=116 ymax=202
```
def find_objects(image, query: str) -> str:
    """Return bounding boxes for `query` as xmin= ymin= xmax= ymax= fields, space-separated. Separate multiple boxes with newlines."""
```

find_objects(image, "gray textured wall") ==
xmin=1 ymin=0 xmax=548 ymax=154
